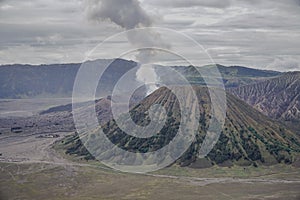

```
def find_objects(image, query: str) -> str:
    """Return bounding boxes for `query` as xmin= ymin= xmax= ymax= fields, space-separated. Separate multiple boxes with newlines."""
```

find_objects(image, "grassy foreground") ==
xmin=0 ymin=140 xmax=299 ymax=200
xmin=1 ymin=162 xmax=300 ymax=200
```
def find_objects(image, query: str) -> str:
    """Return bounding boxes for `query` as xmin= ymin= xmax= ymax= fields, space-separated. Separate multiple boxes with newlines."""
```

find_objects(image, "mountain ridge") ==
xmin=0 ymin=59 xmax=282 ymax=98
xmin=229 ymin=72 xmax=300 ymax=129
xmin=0 ymin=59 xmax=137 ymax=98
xmin=63 ymin=86 xmax=300 ymax=167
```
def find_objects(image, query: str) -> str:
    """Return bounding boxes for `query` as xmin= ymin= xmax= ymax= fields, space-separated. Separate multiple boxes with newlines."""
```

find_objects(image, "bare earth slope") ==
xmin=230 ymin=72 xmax=300 ymax=127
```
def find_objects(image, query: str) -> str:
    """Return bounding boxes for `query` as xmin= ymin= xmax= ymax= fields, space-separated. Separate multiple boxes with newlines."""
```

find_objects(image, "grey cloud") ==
xmin=189 ymin=28 xmax=300 ymax=69
xmin=146 ymin=0 xmax=231 ymax=8
xmin=83 ymin=0 xmax=170 ymax=58
xmin=84 ymin=0 xmax=170 ymax=93
xmin=238 ymin=0 xmax=300 ymax=8
xmin=85 ymin=0 xmax=152 ymax=29
xmin=83 ymin=0 xmax=171 ymax=62
xmin=146 ymin=0 xmax=300 ymax=9
xmin=266 ymin=57 xmax=300 ymax=72
xmin=189 ymin=3 xmax=300 ymax=31
xmin=210 ymin=15 xmax=299 ymax=30
xmin=0 ymin=0 xmax=299 ymax=72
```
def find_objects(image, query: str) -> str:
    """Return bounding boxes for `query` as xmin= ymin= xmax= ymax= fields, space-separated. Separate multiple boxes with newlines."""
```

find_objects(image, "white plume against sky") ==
xmin=84 ymin=0 xmax=170 ymax=60
xmin=0 ymin=0 xmax=300 ymax=71
xmin=85 ymin=0 xmax=152 ymax=29
xmin=84 ymin=0 xmax=170 ymax=93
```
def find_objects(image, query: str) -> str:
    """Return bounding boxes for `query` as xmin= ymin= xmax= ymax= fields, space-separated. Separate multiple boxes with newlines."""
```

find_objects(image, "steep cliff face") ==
xmin=230 ymin=72 xmax=300 ymax=124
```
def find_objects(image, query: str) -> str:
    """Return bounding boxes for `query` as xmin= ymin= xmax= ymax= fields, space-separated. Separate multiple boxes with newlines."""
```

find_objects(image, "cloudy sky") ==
xmin=0 ymin=0 xmax=299 ymax=71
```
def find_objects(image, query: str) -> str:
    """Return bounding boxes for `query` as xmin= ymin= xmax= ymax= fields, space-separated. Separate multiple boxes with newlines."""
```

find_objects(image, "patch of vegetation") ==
xmin=63 ymin=87 xmax=300 ymax=168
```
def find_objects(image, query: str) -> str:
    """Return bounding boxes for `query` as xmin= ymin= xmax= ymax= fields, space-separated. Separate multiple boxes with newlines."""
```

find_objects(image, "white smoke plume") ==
xmin=85 ymin=0 xmax=169 ymax=94
xmin=85 ymin=0 xmax=152 ymax=29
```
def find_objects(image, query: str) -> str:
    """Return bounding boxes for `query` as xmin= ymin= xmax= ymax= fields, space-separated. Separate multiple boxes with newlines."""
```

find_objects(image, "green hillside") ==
xmin=63 ymin=86 xmax=300 ymax=168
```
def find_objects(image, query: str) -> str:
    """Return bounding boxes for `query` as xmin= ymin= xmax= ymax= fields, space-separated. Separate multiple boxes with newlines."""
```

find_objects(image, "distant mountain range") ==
xmin=0 ymin=59 xmax=281 ymax=98
xmin=167 ymin=64 xmax=281 ymax=87
xmin=0 ymin=59 xmax=137 ymax=98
